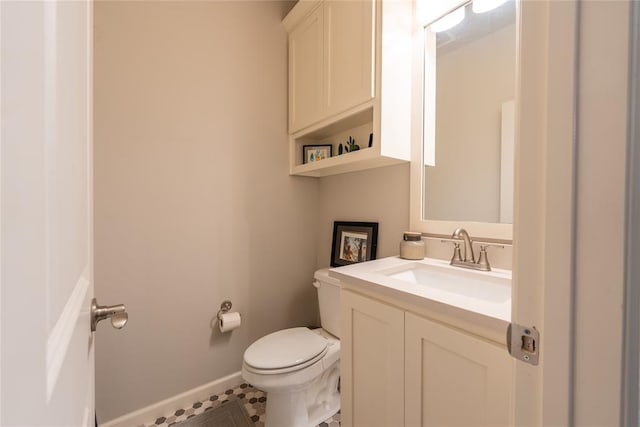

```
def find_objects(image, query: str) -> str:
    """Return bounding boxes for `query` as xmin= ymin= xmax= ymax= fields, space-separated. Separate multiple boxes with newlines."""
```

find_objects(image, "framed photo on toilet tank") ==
xmin=330 ymin=221 xmax=378 ymax=267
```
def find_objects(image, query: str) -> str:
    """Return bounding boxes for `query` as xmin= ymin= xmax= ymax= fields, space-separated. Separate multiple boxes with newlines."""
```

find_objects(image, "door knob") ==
xmin=91 ymin=298 xmax=128 ymax=332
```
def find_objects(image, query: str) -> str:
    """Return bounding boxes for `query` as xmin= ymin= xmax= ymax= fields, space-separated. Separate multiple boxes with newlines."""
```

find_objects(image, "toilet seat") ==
xmin=243 ymin=327 xmax=329 ymax=374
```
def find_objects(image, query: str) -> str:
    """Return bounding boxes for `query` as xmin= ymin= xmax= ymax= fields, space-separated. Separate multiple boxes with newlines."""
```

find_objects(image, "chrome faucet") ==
xmin=441 ymin=228 xmax=504 ymax=271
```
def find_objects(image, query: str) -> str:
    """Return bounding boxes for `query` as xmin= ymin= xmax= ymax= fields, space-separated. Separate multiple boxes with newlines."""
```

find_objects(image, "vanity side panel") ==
xmin=341 ymin=289 xmax=405 ymax=427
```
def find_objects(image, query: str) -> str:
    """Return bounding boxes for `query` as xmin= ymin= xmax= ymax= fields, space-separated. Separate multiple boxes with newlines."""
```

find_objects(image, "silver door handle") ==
xmin=91 ymin=298 xmax=128 ymax=332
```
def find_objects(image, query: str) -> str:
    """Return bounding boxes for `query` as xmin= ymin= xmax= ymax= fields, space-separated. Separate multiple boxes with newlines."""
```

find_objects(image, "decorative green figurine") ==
xmin=344 ymin=136 xmax=359 ymax=152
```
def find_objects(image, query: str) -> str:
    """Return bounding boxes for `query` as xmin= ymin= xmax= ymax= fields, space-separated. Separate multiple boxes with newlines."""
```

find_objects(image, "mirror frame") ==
xmin=410 ymin=0 xmax=515 ymax=241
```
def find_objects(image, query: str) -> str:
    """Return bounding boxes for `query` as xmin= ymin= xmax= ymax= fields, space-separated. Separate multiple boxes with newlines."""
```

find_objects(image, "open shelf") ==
xmin=290 ymin=147 xmax=405 ymax=177
xmin=290 ymin=105 xmax=385 ymax=176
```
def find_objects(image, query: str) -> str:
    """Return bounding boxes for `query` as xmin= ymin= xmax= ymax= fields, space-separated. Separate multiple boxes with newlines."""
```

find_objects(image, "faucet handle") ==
xmin=441 ymin=239 xmax=463 ymax=263
xmin=475 ymin=243 xmax=505 ymax=270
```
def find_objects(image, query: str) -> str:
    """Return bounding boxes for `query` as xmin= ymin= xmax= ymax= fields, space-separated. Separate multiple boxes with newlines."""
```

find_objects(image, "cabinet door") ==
xmin=405 ymin=313 xmax=513 ymax=427
xmin=341 ymin=290 xmax=405 ymax=427
xmin=324 ymin=0 xmax=374 ymax=116
xmin=289 ymin=5 xmax=324 ymax=132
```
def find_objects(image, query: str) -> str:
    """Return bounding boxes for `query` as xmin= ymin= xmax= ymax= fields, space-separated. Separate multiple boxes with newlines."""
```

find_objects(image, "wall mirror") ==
xmin=410 ymin=0 xmax=517 ymax=240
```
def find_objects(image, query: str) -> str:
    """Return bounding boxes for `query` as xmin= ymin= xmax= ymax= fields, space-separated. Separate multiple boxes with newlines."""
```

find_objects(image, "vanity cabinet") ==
xmin=283 ymin=0 xmax=412 ymax=177
xmin=341 ymin=289 xmax=513 ymax=427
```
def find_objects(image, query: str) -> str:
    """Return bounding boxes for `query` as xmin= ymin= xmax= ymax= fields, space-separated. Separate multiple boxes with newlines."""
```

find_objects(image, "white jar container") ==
xmin=400 ymin=232 xmax=424 ymax=260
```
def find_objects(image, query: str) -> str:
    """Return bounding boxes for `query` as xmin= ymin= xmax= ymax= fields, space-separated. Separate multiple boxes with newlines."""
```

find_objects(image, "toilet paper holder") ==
xmin=217 ymin=300 xmax=232 ymax=320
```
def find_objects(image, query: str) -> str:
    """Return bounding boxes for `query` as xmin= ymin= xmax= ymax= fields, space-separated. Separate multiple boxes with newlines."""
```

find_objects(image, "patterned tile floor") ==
xmin=142 ymin=382 xmax=340 ymax=427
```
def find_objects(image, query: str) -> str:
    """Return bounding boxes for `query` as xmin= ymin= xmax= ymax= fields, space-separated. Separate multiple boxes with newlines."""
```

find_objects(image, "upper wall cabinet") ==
xmin=287 ymin=1 xmax=374 ymax=133
xmin=283 ymin=0 xmax=412 ymax=177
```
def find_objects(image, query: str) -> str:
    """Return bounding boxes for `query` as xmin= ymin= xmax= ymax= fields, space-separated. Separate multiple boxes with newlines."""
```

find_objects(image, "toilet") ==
xmin=241 ymin=269 xmax=341 ymax=427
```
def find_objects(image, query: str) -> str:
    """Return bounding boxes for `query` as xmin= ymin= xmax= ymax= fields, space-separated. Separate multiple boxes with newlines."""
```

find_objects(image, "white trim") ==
xmin=499 ymin=100 xmax=515 ymax=224
xmin=83 ymin=405 xmax=91 ymax=427
xmin=101 ymin=371 xmax=243 ymax=427
xmin=43 ymin=0 xmax=57 ymax=357
xmin=45 ymin=269 xmax=90 ymax=400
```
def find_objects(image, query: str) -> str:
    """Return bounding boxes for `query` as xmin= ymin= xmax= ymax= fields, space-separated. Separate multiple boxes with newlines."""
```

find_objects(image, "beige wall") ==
xmin=316 ymin=163 xmax=513 ymax=270
xmin=317 ymin=164 xmax=411 ymax=268
xmin=93 ymin=1 xmax=318 ymax=422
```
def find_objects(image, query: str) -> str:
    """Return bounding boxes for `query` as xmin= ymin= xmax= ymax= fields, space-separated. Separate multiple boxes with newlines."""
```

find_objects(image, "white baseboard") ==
xmin=101 ymin=371 xmax=243 ymax=427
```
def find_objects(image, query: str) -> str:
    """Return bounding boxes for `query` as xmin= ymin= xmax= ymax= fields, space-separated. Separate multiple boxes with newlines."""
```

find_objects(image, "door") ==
xmin=324 ymin=0 xmax=374 ymax=117
xmin=289 ymin=4 xmax=324 ymax=133
xmin=1 ymin=1 xmax=95 ymax=425
xmin=513 ymin=0 xmax=632 ymax=424
xmin=405 ymin=313 xmax=512 ymax=427
xmin=405 ymin=313 xmax=513 ymax=427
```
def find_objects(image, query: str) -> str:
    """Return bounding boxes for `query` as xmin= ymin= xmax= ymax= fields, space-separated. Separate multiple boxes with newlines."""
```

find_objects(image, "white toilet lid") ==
xmin=244 ymin=327 xmax=328 ymax=370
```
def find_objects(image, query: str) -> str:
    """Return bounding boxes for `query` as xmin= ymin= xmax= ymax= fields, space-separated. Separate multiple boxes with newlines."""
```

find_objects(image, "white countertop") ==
xmin=330 ymin=256 xmax=512 ymax=331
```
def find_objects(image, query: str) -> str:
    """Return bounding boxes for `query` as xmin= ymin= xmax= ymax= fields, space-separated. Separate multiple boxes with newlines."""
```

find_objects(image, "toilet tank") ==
xmin=313 ymin=268 xmax=341 ymax=338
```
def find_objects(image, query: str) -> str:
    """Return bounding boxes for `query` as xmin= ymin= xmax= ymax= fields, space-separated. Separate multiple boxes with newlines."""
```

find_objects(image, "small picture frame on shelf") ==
xmin=303 ymin=144 xmax=333 ymax=164
xmin=330 ymin=221 xmax=379 ymax=267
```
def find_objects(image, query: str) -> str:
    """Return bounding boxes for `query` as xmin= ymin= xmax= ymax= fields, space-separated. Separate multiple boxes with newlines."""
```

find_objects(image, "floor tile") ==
xmin=142 ymin=383 xmax=340 ymax=427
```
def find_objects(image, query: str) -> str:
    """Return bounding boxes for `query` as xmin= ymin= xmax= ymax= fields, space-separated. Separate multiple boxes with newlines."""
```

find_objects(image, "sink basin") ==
xmin=383 ymin=262 xmax=511 ymax=304
xmin=330 ymin=256 xmax=512 ymax=322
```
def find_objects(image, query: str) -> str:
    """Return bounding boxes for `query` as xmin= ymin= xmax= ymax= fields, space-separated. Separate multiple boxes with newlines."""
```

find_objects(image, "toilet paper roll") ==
xmin=218 ymin=312 xmax=241 ymax=333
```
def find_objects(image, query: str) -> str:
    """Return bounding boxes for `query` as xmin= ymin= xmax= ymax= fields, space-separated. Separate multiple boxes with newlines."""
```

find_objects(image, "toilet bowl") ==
xmin=241 ymin=269 xmax=341 ymax=427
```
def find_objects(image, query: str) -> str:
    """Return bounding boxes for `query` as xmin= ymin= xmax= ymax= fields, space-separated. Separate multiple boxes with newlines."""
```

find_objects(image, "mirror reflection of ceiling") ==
xmin=436 ymin=0 xmax=515 ymax=55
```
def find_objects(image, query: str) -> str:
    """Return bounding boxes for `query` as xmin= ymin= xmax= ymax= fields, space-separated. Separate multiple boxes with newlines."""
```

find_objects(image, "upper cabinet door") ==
xmin=324 ymin=0 xmax=374 ymax=117
xmin=289 ymin=5 xmax=324 ymax=133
